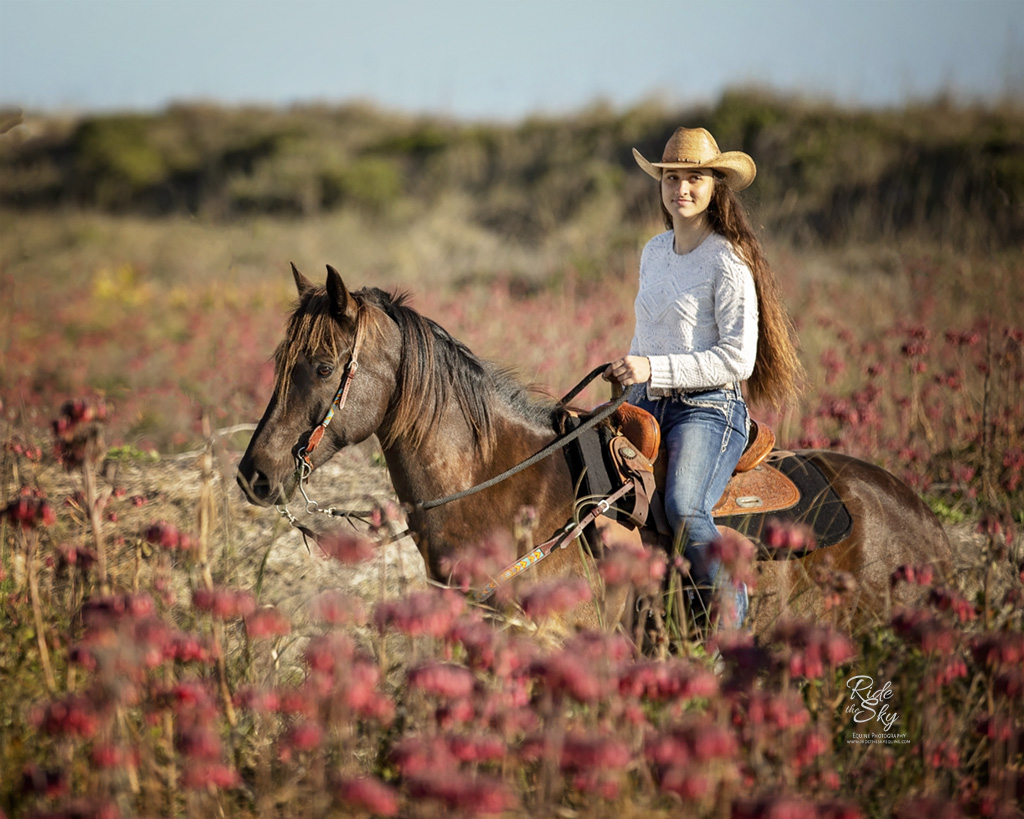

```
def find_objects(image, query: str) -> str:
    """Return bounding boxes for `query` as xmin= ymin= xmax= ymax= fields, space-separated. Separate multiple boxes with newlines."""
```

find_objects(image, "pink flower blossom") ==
xmin=971 ymin=632 xmax=1024 ymax=669
xmin=304 ymin=631 xmax=355 ymax=673
xmin=2 ymin=489 xmax=56 ymax=529
xmin=373 ymin=589 xmax=465 ymax=637
xmin=281 ymin=721 xmax=324 ymax=757
xmin=891 ymin=609 xmax=956 ymax=655
xmin=309 ymin=590 xmax=366 ymax=625
xmin=245 ymin=606 xmax=291 ymax=639
xmin=445 ymin=731 xmax=506 ymax=763
xmin=234 ymin=686 xmax=281 ymax=713
xmin=34 ymin=694 xmax=101 ymax=738
xmin=408 ymin=661 xmax=475 ymax=698
xmin=176 ymin=725 xmax=221 ymax=760
xmin=890 ymin=563 xmax=935 ymax=588
xmin=771 ymin=619 xmax=856 ymax=678
xmin=144 ymin=521 xmax=194 ymax=550
xmin=193 ymin=587 xmax=256 ymax=619
xmin=406 ymin=771 xmax=515 ymax=814
xmin=762 ymin=519 xmax=817 ymax=554
xmin=928 ymin=587 xmax=977 ymax=622
xmin=335 ymin=777 xmax=399 ymax=817
xmin=317 ymin=530 xmax=375 ymax=563
xmin=560 ymin=732 xmax=631 ymax=770
xmin=439 ymin=531 xmax=515 ymax=593
xmin=180 ymin=761 xmax=240 ymax=791
xmin=619 ymin=658 xmax=719 ymax=701
xmin=519 ymin=577 xmax=592 ymax=618
xmin=709 ymin=528 xmax=758 ymax=587
xmin=598 ymin=538 xmax=667 ymax=591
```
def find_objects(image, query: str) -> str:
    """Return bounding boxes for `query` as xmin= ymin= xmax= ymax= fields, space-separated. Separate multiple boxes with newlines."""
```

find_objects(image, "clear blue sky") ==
xmin=1 ymin=0 xmax=1021 ymax=120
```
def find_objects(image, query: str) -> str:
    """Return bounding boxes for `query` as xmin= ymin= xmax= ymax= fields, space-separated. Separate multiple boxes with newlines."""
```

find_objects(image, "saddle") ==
xmin=608 ymin=404 xmax=799 ymax=520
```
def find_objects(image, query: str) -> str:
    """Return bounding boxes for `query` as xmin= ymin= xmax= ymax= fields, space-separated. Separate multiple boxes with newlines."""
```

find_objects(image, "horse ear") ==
xmin=325 ymin=264 xmax=356 ymax=320
xmin=291 ymin=262 xmax=315 ymax=297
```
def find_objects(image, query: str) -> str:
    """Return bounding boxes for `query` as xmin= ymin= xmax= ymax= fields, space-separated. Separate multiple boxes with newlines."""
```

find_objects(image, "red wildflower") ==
xmin=439 ymin=531 xmax=515 ymax=593
xmin=974 ymin=713 xmax=1018 ymax=743
xmin=34 ymin=694 xmax=101 ymax=738
xmin=762 ymin=518 xmax=817 ymax=554
xmin=57 ymin=543 xmax=98 ymax=573
xmin=793 ymin=728 xmax=831 ymax=768
xmin=560 ymin=732 xmax=631 ymax=770
xmin=176 ymin=725 xmax=221 ymax=760
xmin=391 ymin=734 xmax=458 ymax=777
xmin=317 ymin=530 xmax=375 ymax=564
xmin=928 ymin=587 xmax=977 ymax=622
xmin=445 ymin=731 xmax=506 ymax=763
xmin=891 ymin=609 xmax=957 ymax=655
xmin=303 ymin=632 xmax=355 ymax=673
xmin=993 ymin=667 xmax=1024 ymax=699
xmin=2 ymin=489 xmax=56 ymax=529
xmin=234 ymin=686 xmax=281 ymax=713
xmin=335 ymin=777 xmax=400 ymax=817
xmin=20 ymin=763 xmax=67 ymax=798
xmin=736 ymin=690 xmax=810 ymax=730
xmin=165 ymin=631 xmax=212 ymax=664
xmin=372 ymin=589 xmax=465 ymax=637
xmin=732 ymin=794 xmax=818 ymax=819
xmin=708 ymin=528 xmax=757 ymax=587
xmin=309 ymin=590 xmax=366 ymax=625
xmin=281 ymin=721 xmax=324 ymax=757
xmin=193 ymin=587 xmax=256 ymax=619
xmin=519 ymin=576 xmax=592 ymax=617
xmin=180 ymin=762 xmax=239 ymax=791
xmin=244 ymin=606 xmax=291 ymax=639
xmin=90 ymin=744 xmax=137 ymax=770
xmin=619 ymin=658 xmax=719 ymax=702
xmin=934 ymin=656 xmax=969 ymax=688
xmin=408 ymin=661 xmax=475 ymax=698
xmin=890 ymin=563 xmax=935 ymax=588
xmin=598 ymin=538 xmax=667 ymax=591
xmin=144 ymin=521 xmax=194 ymax=550
xmin=771 ymin=619 xmax=856 ymax=678
xmin=660 ymin=767 xmax=713 ymax=802
xmin=406 ymin=771 xmax=515 ymax=814
xmin=52 ymin=398 xmax=108 ymax=469
xmin=970 ymin=632 xmax=1024 ymax=669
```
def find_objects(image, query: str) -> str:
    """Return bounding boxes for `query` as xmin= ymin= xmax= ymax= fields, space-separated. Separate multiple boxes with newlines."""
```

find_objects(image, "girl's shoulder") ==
xmin=703 ymin=234 xmax=752 ymax=276
xmin=641 ymin=231 xmax=674 ymax=254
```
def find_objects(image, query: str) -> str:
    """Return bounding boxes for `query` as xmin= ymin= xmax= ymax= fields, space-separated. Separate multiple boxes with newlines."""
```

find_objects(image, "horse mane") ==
xmin=275 ymin=285 xmax=563 ymax=458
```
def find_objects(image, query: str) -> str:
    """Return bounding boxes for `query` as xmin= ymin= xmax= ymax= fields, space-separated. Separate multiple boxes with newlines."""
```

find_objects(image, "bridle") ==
xmin=285 ymin=296 xmax=371 ymax=517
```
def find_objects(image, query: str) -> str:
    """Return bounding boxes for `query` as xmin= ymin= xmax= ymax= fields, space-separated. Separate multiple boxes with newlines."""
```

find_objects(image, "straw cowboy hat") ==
xmin=633 ymin=127 xmax=756 ymax=191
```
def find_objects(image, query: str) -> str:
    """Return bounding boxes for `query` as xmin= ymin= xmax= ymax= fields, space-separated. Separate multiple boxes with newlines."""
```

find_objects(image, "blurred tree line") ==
xmin=2 ymin=90 xmax=1021 ymax=249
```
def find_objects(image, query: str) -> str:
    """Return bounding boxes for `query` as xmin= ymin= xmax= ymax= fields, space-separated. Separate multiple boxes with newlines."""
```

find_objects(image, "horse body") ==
xmin=237 ymin=266 xmax=952 ymax=635
xmin=746 ymin=450 xmax=951 ymax=633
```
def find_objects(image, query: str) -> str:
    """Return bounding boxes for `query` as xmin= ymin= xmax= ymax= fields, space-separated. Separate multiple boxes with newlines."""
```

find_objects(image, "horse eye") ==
xmin=316 ymin=363 xmax=334 ymax=379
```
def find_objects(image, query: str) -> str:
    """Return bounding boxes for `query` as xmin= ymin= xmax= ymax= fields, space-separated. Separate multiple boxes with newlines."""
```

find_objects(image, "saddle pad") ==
xmin=714 ymin=451 xmax=853 ymax=554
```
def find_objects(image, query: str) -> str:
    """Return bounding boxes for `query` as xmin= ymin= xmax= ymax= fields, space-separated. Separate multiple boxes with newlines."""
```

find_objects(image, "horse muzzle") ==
xmin=236 ymin=459 xmax=290 ymax=507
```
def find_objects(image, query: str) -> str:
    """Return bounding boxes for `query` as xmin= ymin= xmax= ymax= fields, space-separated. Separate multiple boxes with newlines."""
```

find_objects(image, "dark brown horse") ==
xmin=237 ymin=265 xmax=953 ymax=635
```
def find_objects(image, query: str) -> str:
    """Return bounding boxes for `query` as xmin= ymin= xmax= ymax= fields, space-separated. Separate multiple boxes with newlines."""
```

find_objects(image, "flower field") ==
xmin=2 ymin=97 xmax=1023 ymax=817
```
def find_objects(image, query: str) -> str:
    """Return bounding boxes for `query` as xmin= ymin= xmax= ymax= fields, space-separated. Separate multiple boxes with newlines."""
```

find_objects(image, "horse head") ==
xmin=237 ymin=264 xmax=399 ymax=506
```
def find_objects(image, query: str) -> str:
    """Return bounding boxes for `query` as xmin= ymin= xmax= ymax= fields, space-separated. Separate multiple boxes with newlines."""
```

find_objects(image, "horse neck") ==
xmin=379 ymin=398 xmax=559 ymax=511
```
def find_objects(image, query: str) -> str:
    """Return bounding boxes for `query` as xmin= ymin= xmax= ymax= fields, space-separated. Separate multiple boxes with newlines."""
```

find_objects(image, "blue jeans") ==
xmin=633 ymin=385 xmax=750 ymax=627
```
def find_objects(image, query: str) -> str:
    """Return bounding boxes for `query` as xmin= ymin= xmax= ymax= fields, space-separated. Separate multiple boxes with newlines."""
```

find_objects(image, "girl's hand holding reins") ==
xmin=603 ymin=355 xmax=652 ymax=387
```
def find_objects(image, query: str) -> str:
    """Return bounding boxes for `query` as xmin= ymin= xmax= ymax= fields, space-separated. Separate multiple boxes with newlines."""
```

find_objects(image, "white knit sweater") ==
xmin=629 ymin=231 xmax=758 ymax=397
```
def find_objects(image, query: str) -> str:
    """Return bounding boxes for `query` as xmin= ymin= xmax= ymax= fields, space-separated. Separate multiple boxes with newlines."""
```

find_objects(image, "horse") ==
xmin=237 ymin=265 xmax=953 ymax=637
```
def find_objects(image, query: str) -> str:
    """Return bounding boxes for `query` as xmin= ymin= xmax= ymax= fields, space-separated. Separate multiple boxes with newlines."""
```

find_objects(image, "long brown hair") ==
xmin=660 ymin=175 xmax=805 ymax=409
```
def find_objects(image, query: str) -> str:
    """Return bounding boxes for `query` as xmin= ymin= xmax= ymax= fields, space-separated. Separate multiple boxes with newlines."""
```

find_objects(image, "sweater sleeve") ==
xmin=646 ymin=255 xmax=758 ymax=391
